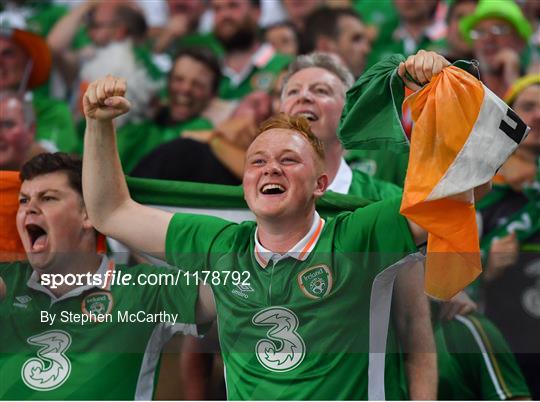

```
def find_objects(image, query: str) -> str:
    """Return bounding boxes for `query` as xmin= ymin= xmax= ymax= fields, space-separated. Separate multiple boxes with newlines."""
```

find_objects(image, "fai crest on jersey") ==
xmin=81 ymin=291 xmax=113 ymax=321
xmin=297 ymin=265 xmax=332 ymax=299
xmin=251 ymin=72 xmax=274 ymax=92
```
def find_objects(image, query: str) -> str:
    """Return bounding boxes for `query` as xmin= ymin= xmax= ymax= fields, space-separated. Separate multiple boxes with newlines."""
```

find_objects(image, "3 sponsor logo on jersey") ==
xmin=252 ymin=307 xmax=305 ymax=372
xmin=14 ymin=295 xmax=32 ymax=308
xmin=81 ymin=291 xmax=113 ymax=322
xmin=521 ymin=259 xmax=540 ymax=319
xmin=22 ymin=330 xmax=72 ymax=391
xmin=297 ymin=265 xmax=333 ymax=299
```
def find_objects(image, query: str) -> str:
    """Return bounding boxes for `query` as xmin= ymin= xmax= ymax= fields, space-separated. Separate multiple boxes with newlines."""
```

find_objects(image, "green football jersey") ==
xmin=347 ymin=169 xmax=403 ymax=201
xmin=218 ymin=44 xmax=292 ymax=100
xmin=0 ymin=258 xmax=198 ymax=400
xmin=166 ymin=196 xmax=418 ymax=400
xmin=345 ymin=149 xmax=409 ymax=188
xmin=434 ymin=312 xmax=530 ymax=400
xmin=32 ymin=93 xmax=79 ymax=154
xmin=116 ymin=117 xmax=213 ymax=174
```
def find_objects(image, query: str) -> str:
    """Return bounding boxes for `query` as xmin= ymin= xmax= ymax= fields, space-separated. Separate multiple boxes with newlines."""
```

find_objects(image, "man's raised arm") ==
xmin=82 ymin=75 xmax=173 ymax=256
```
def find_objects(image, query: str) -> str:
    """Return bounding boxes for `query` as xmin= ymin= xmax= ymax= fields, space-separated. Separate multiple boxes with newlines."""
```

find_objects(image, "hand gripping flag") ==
xmin=339 ymin=56 xmax=530 ymax=300
xmin=402 ymin=66 xmax=529 ymax=299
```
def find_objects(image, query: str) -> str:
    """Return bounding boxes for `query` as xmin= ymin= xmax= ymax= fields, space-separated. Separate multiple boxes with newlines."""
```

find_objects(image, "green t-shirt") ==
xmin=25 ymin=3 xmax=70 ymax=37
xmin=116 ymin=116 xmax=213 ymax=174
xmin=347 ymin=168 xmax=403 ymax=201
xmin=165 ymin=196 xmax=418 ymax=400
xmin=434 ymin=312 xmax=530 ymax=400
xmin=346 ymin=149 xmax=409 ymax=187
xmin=219 ymin=49 xmax=291 ymax=100
xmin=0 ymin=258 xmax=198 ymax=400
xmin=172 ymin=32 xmax=225 ymax=58
xmin=32 ymin=93 xmax=79 ymax=154
xmin=368 ymin=30 xmax=446 ymax=68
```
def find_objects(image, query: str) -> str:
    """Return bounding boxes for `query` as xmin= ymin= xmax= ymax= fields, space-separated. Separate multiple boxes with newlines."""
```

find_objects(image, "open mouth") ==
xmin=296 ymin=111 xmax=319 ymax=122
xmin=173 ymin=95 xmax=191 ymax=106
xmin=26 ymin=224 xmax=48 ymax=252
xmin=260 ymin=183 xmax=286 ymax=195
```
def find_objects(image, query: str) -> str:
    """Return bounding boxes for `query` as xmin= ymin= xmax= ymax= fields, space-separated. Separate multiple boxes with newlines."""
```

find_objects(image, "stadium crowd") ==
xmin=0 ymin=0 xmax=539 ymax=400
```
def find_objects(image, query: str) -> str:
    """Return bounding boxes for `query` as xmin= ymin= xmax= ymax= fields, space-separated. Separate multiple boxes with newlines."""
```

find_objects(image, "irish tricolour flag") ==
xmin=340 ymin=56 xmax=529 ymax=300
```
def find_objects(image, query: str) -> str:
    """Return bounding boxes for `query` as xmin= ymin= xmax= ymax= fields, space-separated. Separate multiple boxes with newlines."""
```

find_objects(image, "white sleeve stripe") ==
xmin=455 ymin=315 xmax=507 ymax=400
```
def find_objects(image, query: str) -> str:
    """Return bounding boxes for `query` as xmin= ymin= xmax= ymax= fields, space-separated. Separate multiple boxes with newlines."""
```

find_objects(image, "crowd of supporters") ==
xmin=0 ymin=0 xmax=539 ymax=400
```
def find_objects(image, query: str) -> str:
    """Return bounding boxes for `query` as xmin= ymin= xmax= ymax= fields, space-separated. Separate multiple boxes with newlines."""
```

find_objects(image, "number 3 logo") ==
xmin=21 ymin=330 xmax=72 ymax=391
xmin=252 ymin=307 xmax=305 ymax=372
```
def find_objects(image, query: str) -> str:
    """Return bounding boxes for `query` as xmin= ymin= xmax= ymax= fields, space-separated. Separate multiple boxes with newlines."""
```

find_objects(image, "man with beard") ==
xmin=211 ymin=0 xmax=291 ymax=100
xmin=478 ymin=75 xmax=540 ymax=399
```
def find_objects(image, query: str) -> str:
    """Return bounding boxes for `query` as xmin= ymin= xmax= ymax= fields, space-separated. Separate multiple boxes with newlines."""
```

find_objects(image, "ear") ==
xmin=24 ymin=124 xmax=36 ymax=147
xmin=252 ymin=6 xmax=261 ymax=23
xmin=28 ymin=123 xmax=36 ymax=137
xmin=81 ymin=206 xmax=94 ymax=231
xmin=314 ymin=173 xmax=329 ymax=198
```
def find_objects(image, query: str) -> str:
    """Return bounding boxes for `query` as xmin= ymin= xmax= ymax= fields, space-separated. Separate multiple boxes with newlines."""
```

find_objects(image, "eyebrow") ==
xmin=247 ymin=150 xmax=267 ymax=158
xmin=248 ymin=148 xmax=301 ymax=158
xmin=280 ymin=148 xmax=301 ymax=155
xmin=19 ymin=189 xmax=62 ymax=198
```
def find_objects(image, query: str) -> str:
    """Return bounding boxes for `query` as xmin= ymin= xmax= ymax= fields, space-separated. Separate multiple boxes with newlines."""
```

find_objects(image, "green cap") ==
xmin=459 ymin=0 xmax=532 ymax=45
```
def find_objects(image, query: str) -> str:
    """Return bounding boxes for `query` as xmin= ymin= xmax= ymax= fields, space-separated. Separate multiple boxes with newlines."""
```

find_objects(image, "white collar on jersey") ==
xmin=27 ymin=255 xmax=115 ymax=304
xmin=222 ymin=43 xmax=276 ymax=87
xmin=254 ymin=212 xmax=325 ymax=268
xmin=326 ymin=157 xmax=352 ymax=195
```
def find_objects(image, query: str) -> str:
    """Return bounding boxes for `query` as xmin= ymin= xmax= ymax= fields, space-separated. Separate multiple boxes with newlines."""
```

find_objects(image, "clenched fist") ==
xmin=83 ymin=75 xmax=131 ymax=121
xmin=398 ymin=50 xmax=451 ymax=91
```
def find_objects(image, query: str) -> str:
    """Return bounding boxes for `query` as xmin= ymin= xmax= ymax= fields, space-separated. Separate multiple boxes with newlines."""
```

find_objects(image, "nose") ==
xmin=263 ymin=160 xmax=282 ymax=176
xmin=23 ymin=197 xmax=40 ymax=215
xmin=176 ymin=80 xmax=193 ymax=95
xmin=298 ymin=87 xmax=314 ymax=103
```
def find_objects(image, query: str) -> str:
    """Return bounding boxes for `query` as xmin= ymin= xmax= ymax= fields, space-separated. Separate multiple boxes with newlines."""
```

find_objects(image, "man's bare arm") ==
xmin=0 ymin=276 xmax=6 ymax=301
xmin=82 ymin=76 xmax=173 ymax=256
xmin=47 ymin=1 xmax=95 ymax=85
xmin=393 ymin=262 xmax=437 ymax=400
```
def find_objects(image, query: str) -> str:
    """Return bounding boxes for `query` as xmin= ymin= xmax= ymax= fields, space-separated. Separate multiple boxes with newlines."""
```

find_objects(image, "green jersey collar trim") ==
xmin=254 ymin=212 xmax=325 ymax=268
xmin=27 ymin=256 xmax=113 ymax=304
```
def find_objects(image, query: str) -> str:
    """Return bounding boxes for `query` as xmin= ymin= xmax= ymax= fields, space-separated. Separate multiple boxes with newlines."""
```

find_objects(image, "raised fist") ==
xmin=398 ymin=50 xmax=451 ymax=91
xmin=83 ymin=75 xmax=131 ymax=121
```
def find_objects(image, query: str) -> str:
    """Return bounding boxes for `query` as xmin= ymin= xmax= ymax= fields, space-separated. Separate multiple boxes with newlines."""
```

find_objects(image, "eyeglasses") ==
xmin=470 ymin=24 xmax=512 ymax=40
